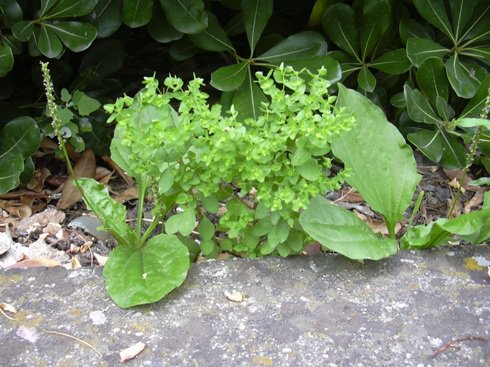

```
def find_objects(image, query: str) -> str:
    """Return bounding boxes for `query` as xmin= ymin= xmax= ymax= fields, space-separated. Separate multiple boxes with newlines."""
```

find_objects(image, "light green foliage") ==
xmin=105 ymin=65 xmax=354 ymax=257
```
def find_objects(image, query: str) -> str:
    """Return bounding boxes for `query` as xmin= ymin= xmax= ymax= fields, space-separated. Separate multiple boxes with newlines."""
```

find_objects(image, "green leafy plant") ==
xmin=322 ymin=0 xmax=411 ymax=93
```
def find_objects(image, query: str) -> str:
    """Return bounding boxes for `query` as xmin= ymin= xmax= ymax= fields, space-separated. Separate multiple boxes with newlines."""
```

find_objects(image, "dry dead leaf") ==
xmin=101 ymin=154 xmax=133 ymax=186
xmin=8 ymin=257 xmax=61 ymax=269
xmin=23 ymin=233 xmax=70 ymax=265
xmin=119 ymin=342 xmax=146 ymax=362
xmin=464 ymin=191 xmax=485 ymax=214
xmin=15 ymin=208 xmax=65 ymax=235
xmin=27 ymin=168 xmax=51 ymax=192
xmin=0 ymin=302 xmax=17 ymax=314
xmin=95 ymin=166 xmax=113 ymax=184
xmin=58 ymin=149 xmax=96 ymax=209
xmin=42 ymin=222 xmax=62 ymax=235
xmin=80 ymin=241 xmax=93 ymax=253
xmin=70 ymin=256 xmax=82 ymax=269
xmin=114 ymin=187 xmax=139 ymax=203
xmin=93 ymin=252 xmax=108 ymax=266
xmin=224 ymin=290 xmax=244 ymax=302
xmin=444 ymin=169 xmax=479 ymax=192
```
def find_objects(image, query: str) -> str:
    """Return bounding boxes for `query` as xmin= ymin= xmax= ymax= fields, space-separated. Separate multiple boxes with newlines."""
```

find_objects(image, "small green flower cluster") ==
xmin=105 ymin=65 xmax=355 ymax=256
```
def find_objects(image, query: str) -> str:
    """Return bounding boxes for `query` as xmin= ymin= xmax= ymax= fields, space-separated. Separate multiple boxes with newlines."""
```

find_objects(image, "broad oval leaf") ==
xmin=413 ymin=0 xmax=453 ymax=40
xmin=42 ymin=0 xmax=98 ymax=18
xmin=445 ymin=55 xmax=480 ymax=98
xmin=322 ymin=3 xmax=359 ymax=58
xmin=160 ymin=0 xmax=208 ymax=34
xmin=77 ymin=177 xmax=134 ymax=246
xmin=242 ymin=0 xmax=272 ymax=54
xmin=371 ymin=48 xmax=411 ymax=75
xmin=357 ymin=66 xmax=376 ymax=92
xmin=0 ymin=45 xmax=14 ymax=77
xmin=300 ymin=196 xmax=398 ymax=260
xmin=147 ymin=3 xmax=183 ymax=43
xmin=332 ymin=84 xmax=420 ymax=231
xmin=103 ymin=233 xmax=190 ymax=308
xmin=94 ymin=0 xmax=123 ymax=37
xmin=12 ymin=20 xmax=34 ymax=42
xmin=210 ymin=62 xmax=248 ymax=91
xmin=416 ymin=57 xmax=448 ymax=107
xmin=122 ymin=0 xmax=152 ymax=28
xmin=406 ymin=37 xmax=449 ymax=67
xmin=188 ymin=12 xmax=234 ymax=52
xmin=403 ymin=84 xmax=440 ymax=124
xmin=0 ymin=154 xmax=23 ymax=194
xmin=256 ymin=31 xmax=327 ymax=64
xmin=37 ymin=25 xmax=63 ymax=58
xmin=49 ymin=21 xmax=97 ymax=52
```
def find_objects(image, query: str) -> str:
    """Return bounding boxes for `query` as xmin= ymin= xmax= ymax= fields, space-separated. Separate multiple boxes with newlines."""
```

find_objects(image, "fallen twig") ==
xmin=43 ymin=329 xmax=101 ymax=355
xmin=431 ymin=336 xmax=488 ymax=358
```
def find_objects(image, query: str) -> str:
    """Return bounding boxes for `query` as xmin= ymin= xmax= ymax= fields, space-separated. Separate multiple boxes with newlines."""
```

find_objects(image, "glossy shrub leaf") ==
xmin=413 ymin=0 xmax=453 ymax=39
xmin=242 ymin=0 xmax=272 ymax=54
xmin=93 ymin=0 xmax=122 ymax=37
xmin=49 ymin=22 xmax=97 ymax=52
xmin=322 ymin=3 xmax=359 ymax=58
xmin=450 ymin=0 xmax=480 ymax=39
xmin=435 ymin=96 xmax=454 ymax=121
xmin=460 ymin=74 xmax=490 ymax=118
xmin=122 ymin=0 xmax=152 ymax=28
xmin=165 ymin=209 xmax=196 ymax=236
xmin=256 ymin=31 xmax=326 ymax=64
xmin=232 ymin=73 xmax=268 ymax=120
xmin=148 ymin=3 xmax=182 ymax=43
xmin=282 ymin=55 xmax=342 ymax=83
xmin=42 ymin=0 xmax=98 ymax=18
xmin=0 ymin=116 xmax=41 ymax=159
xmin=462 ymin=1 xmax=490 ymax=42
xmin=79 ymin=39 xmax=125 ymax=78
xmin=300 ymin=196 xmax=398 ymax=260
xmin=0 ymin=45 xmax=14 ymax=77
xmin=12 ymin=21 xmax=34 ymax=42
xmin=160 ymin=0 xmax=208 ymax=34
xmin=407 ymin=130 xmax=443 ymax=163
xmin=189 ymin=12 xmax=234 ymax=52
xmin=0 ymin=155 xmax=23 ymax=194
xmin=210 ymin=62 xmax=248 ymax=91
xmin=399 ymin=17 xmax=432 ymax=44
xmin=357 ymin=66 xmax=376 ymax=92
xmin=37 ymin=25 xmax=63 ymax=58
xmin=416 ymin=58 xmax=448 ymax=107
xmin=455 ymin=118 xmax=490 ymax=129
xmin=445 ymin=55 xmax=479 ymax=98
xmin=327 ymin=50 xmax=358 ymax=79
xmin=332 ymin=84 xmax=420 ymax=233
xmin=401 ymin=206 xmax=490 ymax=249
xmin=360 ymin=0 xmax=392 ymax=59
xmin=77 ymin=177 xmax=134 ymax=246
xmin=403 ymin=84 xmax=440 ymax=124
xmin=406 ymin=37 xmax=449 ymax=67
xmin=103 ymin=233 xmax=190 ymax=308
xmin=371 ymin=49 xmax=411 ymax=75
xmin=1 ymin=0 xmax=23 ymax=26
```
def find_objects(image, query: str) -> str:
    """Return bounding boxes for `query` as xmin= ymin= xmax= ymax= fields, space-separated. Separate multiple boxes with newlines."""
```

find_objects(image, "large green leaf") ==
xmin=77 ymin=178 xmax=135 ymax=246
xmin=460 ymin=74 xmax=490 ymax=117
xmin=210 ymin=62 xmax=248 ymax=91
xmin=407 ymin=130 xmax=443 ymax=163
xmin=1 ymin=0 xmax=23 ymax=27
xmin=416 ymin=58 xmax=448 ymax=107
xmin=322 ymin=3 xmax=359 ymax=58
xmin=0 ymin=155 xmax=23 ymax=194
xmin=122 ymin=0 xmax=152 ymax=28
xmin=231 ymin=71 xmax=268 ymax=120
xmin=160 ymin=0 xmax=208 ymax=34
xmin=0 ymin=45 xmax=14 ymax=77
xmin=371 ymin=48 xmax=411 ymax=75
xmin=406 ymin=37 xmax=449 ymax=67
xmin=93 ymin=0 xmax=122 ymax=38
xmin=48 ymin=22 xmax=97 ymax=52
xmin=401 ymin=206 xmax=490 ymax=249
xmin=147 ymin=2 xmax=183 ymax=43
xmin=357 ymin=65 xmax=376 ymax=92
xmin=37 ymin=24 xmax=63 ymax=58
xmin=0 ymin=116 xmax=41 ymax=159
xmin=42 ymin=0 xmax=98 ymax=18
xmin=300 ymin=196 xmax=398 ymax=260
xmin=413 ymin=0 xmax=453 ymax=40
xmin=256 ymin=31 xmax=327 ymax=64
xmin=449 ymin=0 xmax=479 ymax=40
xmin=445 ymin=55 xmax=480 ymax=98
xmin=462 ymin=2 xmax=490 ymax=43
xmin=103 ymin=233 xmax=190 ymax=308
xmin=188 ymin=12 xmax=234 ymax=52
xmin=360 ymin=0 xmax=391 ymax=59
xmin=11 ymin=20 xmax=34 ymax=42
xmin=332 ymin=84 xmax=420 ymax=234
xmin=403 ymin=84 xmax=440 ymax=124
xmin=241 ymin=0 xmax=272 ymax=54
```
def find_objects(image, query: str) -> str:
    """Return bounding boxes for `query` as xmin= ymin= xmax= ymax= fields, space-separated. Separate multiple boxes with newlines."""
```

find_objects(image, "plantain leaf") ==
xmin=210 ymin=62 xmax=248 ymax=91
xmin=416 ymin=57 xmax=448 ymax=107
xmin=332 ymin=84 xmax=420 ymax=234
xmin=406 ymin=37 xmax=449 ymax=67
xmin=403 ymin=84 xmax=440 ymax=124
xmin=48 ymin=21 xmax=97 ymax=52
xmin=256 ymin=31 xmax=327 ymax=64
xmin=122 ymin=0 xmax=152 ymax=28
xmin=103 ymin=233 xmax=190 ymax=308
xmin=322 ymin=3 xmax=359 ymax=58
xmin=160 ymin=0 xmax=208 ymax=34
xmin=241 ymin=0 xmax=272 ymax=54
xmin=300 ymin=196 xmax=398 ymax=260
xmin=188 ymin=12 xmax=234 ymax=52
xmin=371 ymin=48 xmax=411 ymax=75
